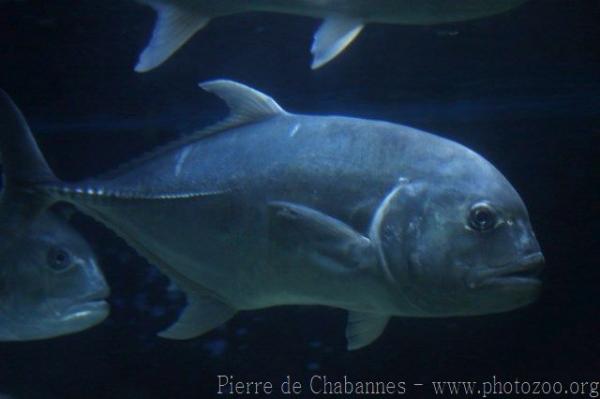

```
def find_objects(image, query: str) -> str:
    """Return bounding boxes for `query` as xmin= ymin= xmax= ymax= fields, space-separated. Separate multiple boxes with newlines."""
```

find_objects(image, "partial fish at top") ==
xmin=134 ymin=0 xmax=529 ymax=72
xmin=0 ymin=80 xmax=543 ymax=349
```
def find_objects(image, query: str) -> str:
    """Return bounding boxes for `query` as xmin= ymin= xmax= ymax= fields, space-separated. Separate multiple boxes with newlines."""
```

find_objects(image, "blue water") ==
xmin=0 ymin=1 xmax=598 ymax=398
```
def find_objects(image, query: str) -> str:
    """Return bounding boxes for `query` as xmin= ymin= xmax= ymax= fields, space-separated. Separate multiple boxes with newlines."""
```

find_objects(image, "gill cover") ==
xmin=368 ymin=179 xmax=427 ymax=286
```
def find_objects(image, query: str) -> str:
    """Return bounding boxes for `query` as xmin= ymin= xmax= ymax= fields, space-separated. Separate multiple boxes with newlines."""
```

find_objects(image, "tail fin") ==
xmin=135 ymin=0 xmax=211 ymax=72
xmin=0 ymin=90 xmax=58 ymax=249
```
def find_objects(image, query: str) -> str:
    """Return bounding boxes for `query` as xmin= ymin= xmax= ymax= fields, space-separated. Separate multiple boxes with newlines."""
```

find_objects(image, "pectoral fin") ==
xmin=268 ymin=201 xmax=376 ymax=272
xmin=346 ymin=312 xmax=390 ymax=350
xmin=136 ymin=1 xmax=210 ymax=72
xmin=158 ymin=291 xmax=235 ymax=339
xmin=311 ymin=16 xmax=364 ymax=69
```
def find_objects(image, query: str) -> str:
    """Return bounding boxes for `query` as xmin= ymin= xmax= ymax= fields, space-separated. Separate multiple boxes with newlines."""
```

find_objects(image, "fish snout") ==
xmin=465 ymin=252 xmax=545 ymax=289
xmin=60 ymin=285 xmax=111 ymax=325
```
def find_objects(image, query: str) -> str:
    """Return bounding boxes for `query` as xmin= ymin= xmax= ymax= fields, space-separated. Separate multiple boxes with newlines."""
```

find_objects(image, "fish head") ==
xmin=0 ymin=211 xmax=109 ymax=341
xmin=376 ymin=148 xmax=543 ymax=316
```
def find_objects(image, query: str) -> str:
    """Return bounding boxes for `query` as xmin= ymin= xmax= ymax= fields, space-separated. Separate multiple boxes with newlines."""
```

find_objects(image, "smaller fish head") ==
xmin=0 ymin=212 xmax=109 ymax=341
xmin=377 ymin=167 xmax=543 ymax=316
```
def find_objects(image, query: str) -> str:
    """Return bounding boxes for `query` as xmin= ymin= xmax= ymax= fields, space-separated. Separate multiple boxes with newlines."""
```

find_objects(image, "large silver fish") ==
xmin=0 ymin=81 xmax=543 ymax=349
xmin=135 ymin=0 xmax=529 ymax=71
xmin=0 ymin=210 xmax=110 ymax=341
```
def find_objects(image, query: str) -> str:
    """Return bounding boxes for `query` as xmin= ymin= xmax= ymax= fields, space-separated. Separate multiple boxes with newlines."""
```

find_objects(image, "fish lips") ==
xmin=61 ymin=287 xmax=111 ymax=327
xmin=466 ymin=252 xmax=545 ymax=290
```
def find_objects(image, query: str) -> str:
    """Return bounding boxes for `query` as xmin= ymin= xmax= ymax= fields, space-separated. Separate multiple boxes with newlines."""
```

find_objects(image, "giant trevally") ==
xmin=0 ymin=209 xmax=110 ymax=341
xmin=0 ymin=81 xmax=543 ymax=349
xmin=134 ymin=0 xmax=529 ymax=71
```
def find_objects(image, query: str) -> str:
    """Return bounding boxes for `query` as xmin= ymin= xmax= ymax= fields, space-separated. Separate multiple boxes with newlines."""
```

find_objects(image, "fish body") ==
xmin=0 ymin=81 xmax=543 ymax=349
xmin=165 ymin=0 xmax=527 ymax=24
xmin=135 ymin=0 xmax=528 ymax=71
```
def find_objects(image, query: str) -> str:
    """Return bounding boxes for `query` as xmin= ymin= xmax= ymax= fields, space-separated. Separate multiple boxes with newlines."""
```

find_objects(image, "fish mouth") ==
xmin=61 ymin=287 xmax=111 ymax=325
xmin=466 ymin=252 xmax=545 ymax=289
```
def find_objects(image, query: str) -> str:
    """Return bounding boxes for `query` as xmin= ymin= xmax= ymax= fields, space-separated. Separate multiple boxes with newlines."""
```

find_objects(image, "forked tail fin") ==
xmin=0 ymin=90 xmax=59 ymax=249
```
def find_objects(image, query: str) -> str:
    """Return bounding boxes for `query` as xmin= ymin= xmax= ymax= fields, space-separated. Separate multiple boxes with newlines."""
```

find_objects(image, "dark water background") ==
xmin=0 ymin=0 xmax=598 ymax=398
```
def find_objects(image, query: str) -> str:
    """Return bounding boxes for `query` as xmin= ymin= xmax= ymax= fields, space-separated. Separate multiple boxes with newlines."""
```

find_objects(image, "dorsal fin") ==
xmin=197 ymin=80 xmax=286 ymax=136
xmin=97 ymin=80 xmax=286 ymax=180
xmin=0 ymin=90 xmax=58 ymax=252
xmin=0 ymin=90 xmax=56 ymax=185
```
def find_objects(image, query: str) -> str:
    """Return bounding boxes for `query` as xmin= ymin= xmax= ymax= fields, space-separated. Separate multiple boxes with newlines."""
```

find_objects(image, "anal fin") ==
xmin=136 ymin=1 xmax=210 ymax=72
xmin=158 ymin=291 xmax=236 ymax=340
xmin=311 ymin=16 xmax=364 ymax=69
xmin=346 ymin=311 xmax=389 ymax=350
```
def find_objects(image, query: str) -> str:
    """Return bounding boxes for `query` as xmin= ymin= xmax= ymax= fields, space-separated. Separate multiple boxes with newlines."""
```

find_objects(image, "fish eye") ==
xmin=468 ymin=202 xmax=497 ymax=232
xmin=46 ymin=247 xmax=73 ymax=272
